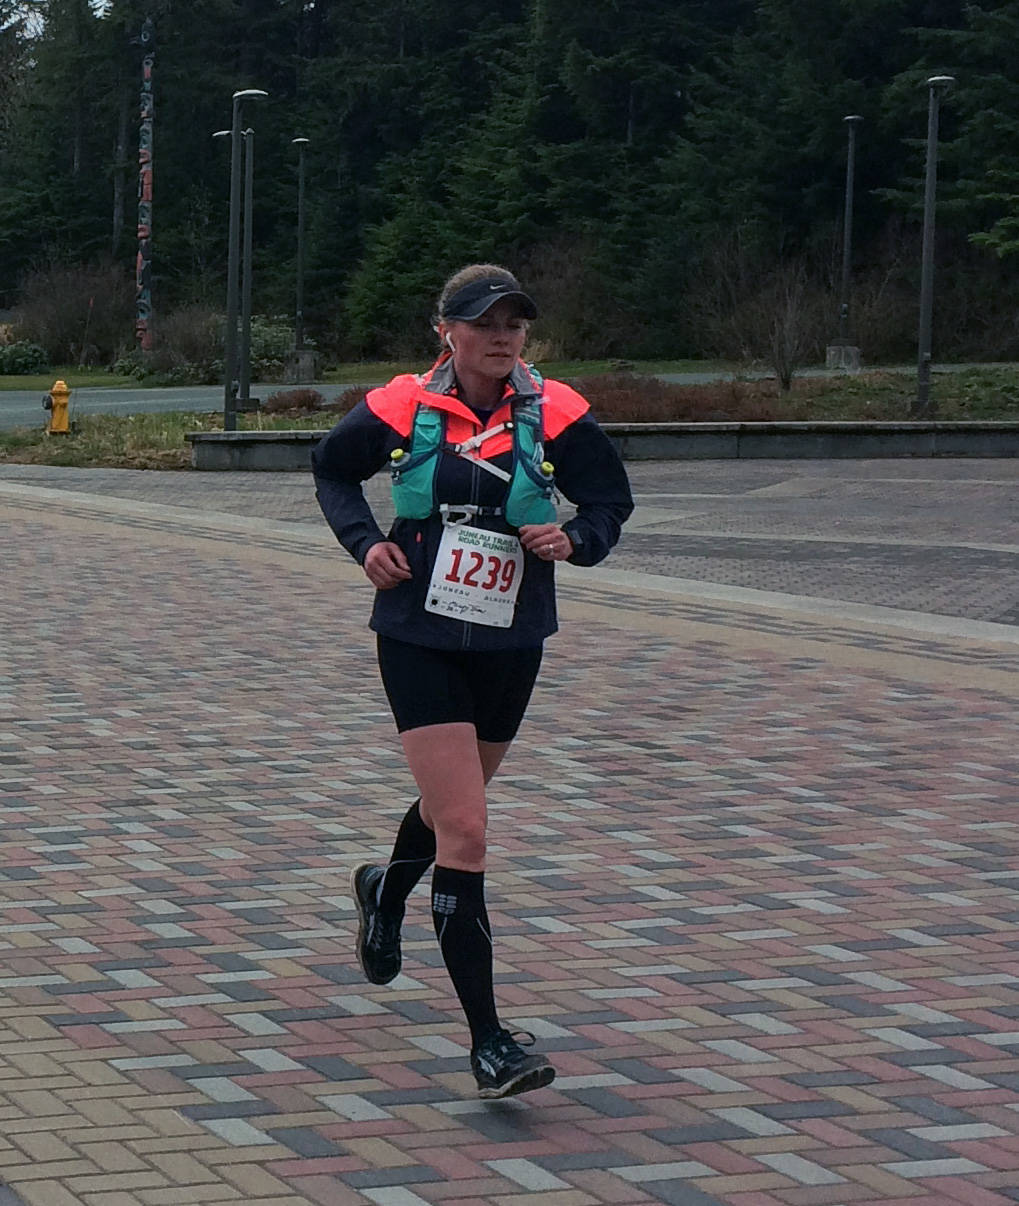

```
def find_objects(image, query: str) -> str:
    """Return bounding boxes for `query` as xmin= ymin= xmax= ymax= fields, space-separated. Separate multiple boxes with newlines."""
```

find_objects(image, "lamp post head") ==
xmin=233 ymin=88 xmax=269 ymax=102
xmin=843 ymin=114 xmax=863 ymax=124
xmin=926 ymin=75 xmax=956 ymax=90
xmin=292 ymin=137 xmax=310 ymax=146
xmin=212 ymin=129 xmax=230 ymax=138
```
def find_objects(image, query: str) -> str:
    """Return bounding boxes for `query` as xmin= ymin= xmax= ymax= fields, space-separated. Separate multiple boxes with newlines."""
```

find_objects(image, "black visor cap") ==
xmin=441 ymin=277 xmax=538 ymax=322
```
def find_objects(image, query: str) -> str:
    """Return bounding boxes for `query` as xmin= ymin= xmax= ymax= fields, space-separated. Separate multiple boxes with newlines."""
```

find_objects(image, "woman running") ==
xmin=312 ymin=263 xmax=633 ymax=1097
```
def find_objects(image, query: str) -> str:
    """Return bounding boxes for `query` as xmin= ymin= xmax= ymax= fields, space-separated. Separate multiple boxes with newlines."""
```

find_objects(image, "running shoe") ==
xmin=471 ymin=1028 xmax=556 ymax=1099
xmin=350 ymin=863 xmax=403 ymax=985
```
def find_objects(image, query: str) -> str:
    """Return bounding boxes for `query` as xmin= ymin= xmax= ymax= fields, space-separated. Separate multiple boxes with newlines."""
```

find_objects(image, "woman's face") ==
xmin=443 ymin=298 xmax=529 ymax=384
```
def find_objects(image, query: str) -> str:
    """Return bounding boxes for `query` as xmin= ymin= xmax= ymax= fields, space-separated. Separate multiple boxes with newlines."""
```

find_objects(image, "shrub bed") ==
xmin=0 ymin=341 xmax=48 ymax=375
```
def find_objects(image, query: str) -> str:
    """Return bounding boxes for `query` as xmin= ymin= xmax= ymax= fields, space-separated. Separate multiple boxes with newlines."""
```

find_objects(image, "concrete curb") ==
xmin=186 ymin=420 xmax=1019 ymax=470
xmin=186 ymin=429 xmax=321 ymax=471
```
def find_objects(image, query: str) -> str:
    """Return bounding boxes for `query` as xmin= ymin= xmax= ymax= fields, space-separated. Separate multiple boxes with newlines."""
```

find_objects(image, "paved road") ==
xmin=0 ymin=460 xmax=1017 ymax=1205
xmin=0 ymin=382 xmax=328 ymax=431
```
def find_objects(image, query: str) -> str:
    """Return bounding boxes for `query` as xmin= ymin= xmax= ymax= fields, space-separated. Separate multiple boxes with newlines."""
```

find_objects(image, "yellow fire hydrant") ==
xmin=43 ymin=379 xmax=71 ymax=435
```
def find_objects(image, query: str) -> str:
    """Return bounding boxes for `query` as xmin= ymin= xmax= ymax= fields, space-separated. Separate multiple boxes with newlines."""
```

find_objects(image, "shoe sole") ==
xmin=350 ymin=864 xmax=399 ymax=986
xmin=477 ymin=1062 xmax=556 ymax=1099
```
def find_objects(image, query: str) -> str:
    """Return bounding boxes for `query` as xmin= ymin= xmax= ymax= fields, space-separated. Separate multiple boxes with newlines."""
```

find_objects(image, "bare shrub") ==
xmin=15 ymin=260 xmax=135 ymax=364
xmin=120 ymin=310 xmax=297 ymax=385
xmin=263 ymin=388 xmax=326 ymax=413
xmin=748 ymin=262 xmax=830 ymax=390
xmin=686 ymin=235 xmax=832 ymax=389
xmin=849 ymin=268 xmax=915 ymax=363
xmin=572 ymin=373 xmax=797 ymax=422
xmin=845 ymin=222 xmax=922 ymax=363
xmin=830 ymin=221 xmax=1019 ymax=365
xmin=519 ymin=240 xmax=641 ymax=359
xmin=111 ymin=305 xmax=224 ymax=384
xmin=332 ymin=385 xmax=378 ymax=413
xmin=930 ymin=251 xmax=1019 ymax=362
xmin=152 ymin=305 xmax=223 ymax=369
xmin=522 ymin=337 xmax=558 ymax=363
xmin=261 ymin=385 xmax=370 ymax=416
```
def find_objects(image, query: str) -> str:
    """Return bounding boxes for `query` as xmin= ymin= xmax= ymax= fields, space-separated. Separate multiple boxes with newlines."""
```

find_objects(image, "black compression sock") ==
xmin=377 ymin=800 xmax=436 ymax=914
xmin=431 ymin=865 xmax=500 ymax=1047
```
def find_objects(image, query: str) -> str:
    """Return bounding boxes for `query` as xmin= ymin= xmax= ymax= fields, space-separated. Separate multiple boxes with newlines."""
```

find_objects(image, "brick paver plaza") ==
xmin=0 ymin=458 xmax=1017 ymax=1206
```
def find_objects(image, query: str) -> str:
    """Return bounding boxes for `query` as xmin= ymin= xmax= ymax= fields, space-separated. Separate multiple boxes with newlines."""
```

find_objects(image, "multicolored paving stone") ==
xmin=0 ymin=466 xmax=1017 ymax=1206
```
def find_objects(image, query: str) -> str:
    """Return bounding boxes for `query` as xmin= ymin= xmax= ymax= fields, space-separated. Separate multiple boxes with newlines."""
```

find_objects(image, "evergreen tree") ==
xmin=0 ymin=1 xmax=32 ymax=131
xmin=0 ymin=0 xmax=1015 ymax=357
xmin=931 ymin=2 xmax=1019 ymax=256
xmin=0 ymin=1 xmax=112 ymax=287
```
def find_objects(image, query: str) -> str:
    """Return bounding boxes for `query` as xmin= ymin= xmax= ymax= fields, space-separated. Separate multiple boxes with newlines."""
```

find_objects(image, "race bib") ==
xmin=425 ymin=523 xmax=524 ymax=628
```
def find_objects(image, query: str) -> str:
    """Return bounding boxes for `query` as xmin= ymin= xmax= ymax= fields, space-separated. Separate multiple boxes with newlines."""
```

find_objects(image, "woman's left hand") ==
xmin=519 ymin=523 xmax=574 ymax=562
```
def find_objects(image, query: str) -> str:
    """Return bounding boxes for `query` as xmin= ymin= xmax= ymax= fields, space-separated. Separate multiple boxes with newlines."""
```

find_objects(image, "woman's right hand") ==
xmin=363 ymin=541 xmax=413 ymax=590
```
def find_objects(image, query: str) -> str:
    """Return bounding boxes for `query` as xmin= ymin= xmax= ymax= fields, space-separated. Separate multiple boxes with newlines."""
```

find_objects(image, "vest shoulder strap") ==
xmin=540 ymin=379 xmax=590 ymax=439
xmin=365 ymin=376 xmax=420 ymax=437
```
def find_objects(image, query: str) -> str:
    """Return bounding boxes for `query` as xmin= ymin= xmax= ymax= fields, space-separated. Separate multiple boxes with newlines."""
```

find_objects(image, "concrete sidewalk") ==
xmin=0 ymin=460 xmax=1017 ymax=1205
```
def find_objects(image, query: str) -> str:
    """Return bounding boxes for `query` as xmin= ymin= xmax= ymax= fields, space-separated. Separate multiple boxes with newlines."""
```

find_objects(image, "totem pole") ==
xmin=136 ymin=18 xmax=155 ymax=351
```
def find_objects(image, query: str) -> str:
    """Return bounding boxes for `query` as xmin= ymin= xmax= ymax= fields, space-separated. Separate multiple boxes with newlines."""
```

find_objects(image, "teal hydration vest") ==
xmin=390 ymin=395 xmax=557 ymax=528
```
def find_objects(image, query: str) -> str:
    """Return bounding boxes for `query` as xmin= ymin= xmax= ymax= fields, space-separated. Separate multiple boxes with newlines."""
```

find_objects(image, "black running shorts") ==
xmin=376 ymin=635 xmax=543 ymax=743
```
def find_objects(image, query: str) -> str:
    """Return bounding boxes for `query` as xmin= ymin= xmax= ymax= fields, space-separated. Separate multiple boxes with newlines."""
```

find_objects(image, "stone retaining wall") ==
xmin=187 ymin=421 xmax=1019 ymax=470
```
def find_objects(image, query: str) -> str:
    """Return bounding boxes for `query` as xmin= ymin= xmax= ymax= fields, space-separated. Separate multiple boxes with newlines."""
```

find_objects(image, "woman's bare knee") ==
xmin=425 ymin=800 xmax=486 ymax=867
xmin=436 ymin=829 xmax=486 ymax=869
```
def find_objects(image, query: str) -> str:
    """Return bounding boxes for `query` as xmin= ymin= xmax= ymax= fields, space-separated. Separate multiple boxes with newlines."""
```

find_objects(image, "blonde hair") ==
xmin=435 ymin=263 xmax=523 ymax=324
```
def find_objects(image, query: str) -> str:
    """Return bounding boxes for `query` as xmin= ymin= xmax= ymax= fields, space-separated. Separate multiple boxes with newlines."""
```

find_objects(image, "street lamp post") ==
xmin=914 ymin=75 xmax=955 ymax=419
xmin=238 ymin=128 xmax=255 ymax=410
xmin=826 ymin=115 xmax=863 ymax=371
xmin=292 ymin=137 xmax=309 ymax=353
xmin=838 ymin=115 xmax=863 ymax=345
xmin=222 ymin=88 xmax=267 ymax=432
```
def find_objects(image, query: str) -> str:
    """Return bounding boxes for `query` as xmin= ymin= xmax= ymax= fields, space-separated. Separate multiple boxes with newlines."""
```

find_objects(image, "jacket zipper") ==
xmin=459 ymin=455 xmax=484 ymax=650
